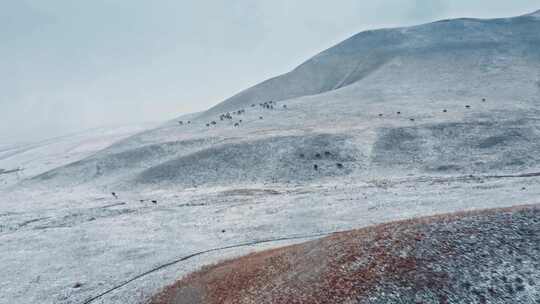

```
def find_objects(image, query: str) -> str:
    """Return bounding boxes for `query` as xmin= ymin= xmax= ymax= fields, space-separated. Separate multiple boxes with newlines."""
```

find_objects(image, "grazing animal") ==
xmin=397 ymin=111 xmax=401 ymax=115
xmin=111 ymin=192 xmax=118 ymax=199
xmin=178 ymin=121 xmax=183 ymax=125
xmin=283 ymin=105 xmax=287 ymax=109
xmin=482 ymin=98 xmax=486 ymax=102
xmin=299 ymin=153 xmax=305 ymax=158
xmin=315 ymin=153 xmax=321 ymax=158
xmin=410 ymin=118 xmax=415 ymax=122
xmin=151 ymin=200 xmax=157 ymax=204
xmin=336 ymin=163 xmax=344 ymax=169
xmin=443 ymin=109 xmax=447 ymax=113
xmin=259 ymin=116 xmax=263 ymax=120
xmin=187 ymin=121 xmax=191 ymax=124
xmin=378 ymin=114 xmax=383 ymax=117
xmin=465 ymin=105 xmax=471 ymax=109
xmin=206 ymin=123 xmax=210 ymax=127
xmin=234 ymin=123 xmax=239 ymax=127
xmin=313 ymin=164 xmax=318 ymax=171
xmin=324 ymin=151 xmax=332 ymax=157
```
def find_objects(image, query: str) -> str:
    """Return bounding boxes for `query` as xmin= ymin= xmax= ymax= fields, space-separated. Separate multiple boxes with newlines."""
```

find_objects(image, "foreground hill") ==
xmin=25 ymin=10 xmax=540 ymax=191
xmin=151 ymin=204 xmax=540 ymax=304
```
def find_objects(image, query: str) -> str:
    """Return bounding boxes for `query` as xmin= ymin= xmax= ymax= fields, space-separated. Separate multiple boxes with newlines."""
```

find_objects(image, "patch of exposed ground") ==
xmin=151 ymin=204 xmax=540 ymax=304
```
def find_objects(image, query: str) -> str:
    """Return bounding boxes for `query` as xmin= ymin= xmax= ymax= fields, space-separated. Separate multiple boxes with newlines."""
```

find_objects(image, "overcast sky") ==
xmin=1 ymin=1 xmax=538 ymax=142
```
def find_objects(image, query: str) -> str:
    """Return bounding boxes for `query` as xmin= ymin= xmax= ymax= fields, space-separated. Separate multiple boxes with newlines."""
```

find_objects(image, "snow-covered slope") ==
xmin=0 ymin=124 xmax=155 ymax=190
xmin=25 ymin=11 xmax=540 ymax=191
xmin=2 ymin=10 xmax=540 ymax=304
xmin=203 ymin=12 xmax=539 ymax=116
xmin=529 ymin=9 xmax=540 ymax=17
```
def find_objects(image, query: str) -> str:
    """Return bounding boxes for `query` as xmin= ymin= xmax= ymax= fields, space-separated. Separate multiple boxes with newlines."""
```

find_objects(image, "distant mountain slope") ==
xmin=0 ymin=124 xmax=154 ymax=189
xmin=529 ymin=9 xmax=540 ymax=17
xmin=25 ymin=10 xmax=540 ymax=190
xmin=202 ymin=12 xmax=540 ymax=117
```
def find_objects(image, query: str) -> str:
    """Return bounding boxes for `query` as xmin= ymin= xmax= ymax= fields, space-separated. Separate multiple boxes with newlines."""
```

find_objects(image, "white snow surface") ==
xmin=0 ymin=123 xmax=156 ymax=190
xmin=1 ymin=10 xmax=540 ymax=304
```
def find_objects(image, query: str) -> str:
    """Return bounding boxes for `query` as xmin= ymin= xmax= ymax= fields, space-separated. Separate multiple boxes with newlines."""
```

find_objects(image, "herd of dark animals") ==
xmin=104 ymin=97 xmax=534 ymax=226
xmin=124 ymin=97 xmax=486 ymax=205
xmin=179 ymin=101 xmax=279 ymax=128
xmin=175 ymin=98 xmax=487 ymax=173
xmin=112 ymin=192 xmax=160 ymax=204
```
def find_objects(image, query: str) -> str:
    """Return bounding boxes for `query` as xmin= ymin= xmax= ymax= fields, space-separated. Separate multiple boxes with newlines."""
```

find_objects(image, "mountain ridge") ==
xmin=200 ymin=9 xmax=540 ymax=118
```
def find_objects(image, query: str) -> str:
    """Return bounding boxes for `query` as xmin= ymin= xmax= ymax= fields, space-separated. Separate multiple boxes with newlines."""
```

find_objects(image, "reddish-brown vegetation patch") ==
xmin=151 ymin=204 xmax=540 ymax=304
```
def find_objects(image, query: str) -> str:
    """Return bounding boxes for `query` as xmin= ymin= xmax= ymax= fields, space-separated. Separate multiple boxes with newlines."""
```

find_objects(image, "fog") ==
xmin=1 ymin=0 xmax=538 ymax=142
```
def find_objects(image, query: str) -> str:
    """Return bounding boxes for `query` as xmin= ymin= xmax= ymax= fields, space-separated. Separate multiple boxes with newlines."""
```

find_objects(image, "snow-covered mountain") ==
xmin=2 ymin=10 xmax=540 ymax=304
xmin=25 ymin=10 xmax=540 ymax=192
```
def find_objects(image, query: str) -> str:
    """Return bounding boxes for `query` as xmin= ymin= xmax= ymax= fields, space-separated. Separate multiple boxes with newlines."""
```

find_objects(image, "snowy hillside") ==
xmin=1 ymin=10 xmax=540 ymax=304
xmin=25 ymin=11 xmax=540 ymax=191
xmin=0 ymin=124 xmax=154 ymax=190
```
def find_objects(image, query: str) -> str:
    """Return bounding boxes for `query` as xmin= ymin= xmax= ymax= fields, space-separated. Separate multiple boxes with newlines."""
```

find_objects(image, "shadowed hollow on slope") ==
xmin=134 ymin=133 xmax=360 ymax=187
xmin=371 ymin=119 xmax=540 ymax=173
xmin=31 ymin=138 xmax=220 ymax=186
xmin=151 ymin=204 xmax=540 ymax=304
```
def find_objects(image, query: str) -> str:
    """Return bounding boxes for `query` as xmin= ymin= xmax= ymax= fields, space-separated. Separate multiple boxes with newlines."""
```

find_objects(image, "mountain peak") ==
xmin=529 ymin=9 xmax=540 ymax=17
